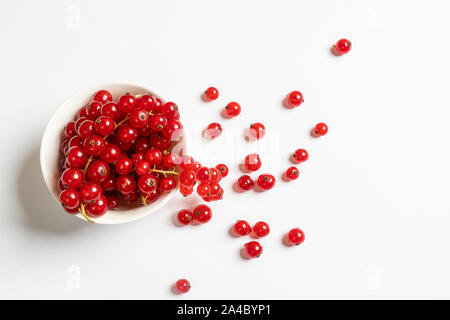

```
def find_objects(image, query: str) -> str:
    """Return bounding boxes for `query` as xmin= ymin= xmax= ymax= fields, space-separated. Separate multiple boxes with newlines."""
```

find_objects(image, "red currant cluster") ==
xmin=58 ymin=89 xmax=196 ymax=222
xmin=176 ymin=204 xmax=212 ymax=225
xmin=232 ymin=220 xmax=270 ymax=258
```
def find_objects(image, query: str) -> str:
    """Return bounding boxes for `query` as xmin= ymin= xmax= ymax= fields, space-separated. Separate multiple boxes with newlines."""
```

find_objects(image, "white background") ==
xmin=0 ymin=0 xmax=449 ymax=299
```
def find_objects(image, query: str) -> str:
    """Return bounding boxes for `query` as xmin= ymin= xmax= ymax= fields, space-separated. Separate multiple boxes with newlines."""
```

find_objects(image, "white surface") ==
xmin=0 ymin=0 xmax=449 ymax=299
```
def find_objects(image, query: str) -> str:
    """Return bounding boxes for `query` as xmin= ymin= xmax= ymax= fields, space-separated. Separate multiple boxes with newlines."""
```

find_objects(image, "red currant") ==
xmin=100 ymin=144 xmax=122 ymax=164
xmin=175 ymin=279 xmax=190 ymax=294
xmin=85 ymin=195 xmax=108 ymax=218
xmin=285 ymin=166 xmax=299 ymax=180
xmin=94 ymin=116 xmax=115 ymax=136
xmin=116 ymin=175 xmax=137 ymax=195
xmin=135 ymin=160 xmax=150 ymax=176
xmin=244 ymin=153 xmax=262 ymax=172
xmin=313 ymin=122 xmax=328 ymax=137
xmin=237 ymin=175 xmax=254 ymax=191
xmin=64 ymin=121 xmax=77 ymax=138
xmin=196 ymin=183 xmax=210 ymax=197
xmin=215 ymin=164 xmax=228 ymax=178
xmin=209 ymin=168 xmax=221 ymax=183
xmin=162 ymin=152 xmax=179 ymax=169
xmin=60 ymin=168 xmax=83 ymax=189
xmin=86 ymin=101 xmax=102 ymax=120
xmin=149 ymin=114 xmax=167 ymax=132
xmin=162 ymin=119 xmax=183 ymax=140
xmin=108 ymin=195 xmax=120 ymax=209
xmin=131 ymin=152 xmax=144 ymax=163
xmin=247 ymin=122 xmax=265 ymax=140
xmin=204 ymin=122 xmax=222 ymax=140
xmin=68 ymin=135 xmax=83 ymax=149
xmin=117 ymin=124 xmax=138 ymax=143
xmin=134 ymin=136 xmax=150 ymax=153
xmin=193 ymin=204 xmax=212 ymax=223
xmin=287 ymin=228 xmax=305 ymax=245
xmin=253 ymin=221 xmax=270 ymax=237
xmin=137 ymin=123 xmax=155 ymax=137
xmin=286 ymin=91 xmax=304 ymax=108
xmin=244 ymin=241 xmax=263 ymax=258
xmin=77 ymin=107 xmax=88 ymax=119
xmin=75 ymin=117 xmax=87 ymax=131
xmin=80 ymin=181 xmax=102 ymax=202
xmin=292 ymin=149 xmax=309 ymax=163
xmin=196 ymin=167 xmax=210 ymax=182
xmin=93 ymin=89 xmax=113 ymax=103
xmin=234 ymin=220 xmax=251 ymax=236
xmin=102 ymin=176 xmax=116 ymax=192
xmin=161 ymin=102 xmax=179 ymax=120
xmin=66 ymin=146 xmax=88 ymax=168
xmin=256 ymin=174 xmax=276 ymax=190
xmin=115 ymin=156 xmax=133 ymax=175
xmin=137 ymin=94 xmax=159 ymax=113
xmin=129 ymin=108 xmax=149 ymax=129
xmin=179 ymin=170 xmax=196 ymax=187
xmin=83 ymin=135 xmax=105 ymax=156
xmin=144 ymin=148 xmax=163 ymax=165
xmin=138 ymin=173 xmax=158 ymax=194
xmin=122 ymin=190 xmax=139 ymax=203
xmin=144 ymin=188 xmax=160 ymax=203
xmin=118 ymin=93 xmax=137 ymax=113
xmin=150 ymin=134 xmax=171 ymax=150
xmin=160 ymin=176 xmax=177 ymax=192
xmin=59 ymin=189 xmax=80 ymax=209
xmin=177 ymin=209 xmax=194 ymax=225
xmin=77 ymin=119 xmax=95 ymax=139
xmin=332 ymin=38 xmax=351 ymax=55
xmin=86 ymin=160 xmax=110 ymax=183
xmin=180 ymin=185 xmax=193 ymax=196
xmin=203 ymin=87 xmax=219 ymax=101
xmin=224 ymin=102 xmax=241 ymax=117
xmin=101 ymin=102 xmax=123 ymax=121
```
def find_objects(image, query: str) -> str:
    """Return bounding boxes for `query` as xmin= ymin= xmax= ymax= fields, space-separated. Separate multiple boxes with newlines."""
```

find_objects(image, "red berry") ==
xmin=75 ymin=117 xmax=87 ymax=131
xmin=122 ymin=190 xmax=139 ymax=203
xmin=160 ymin=176 xmax=177 ymax=192
xmin=115 ymin=156 xmax=133 ymax=175
xmin=137 ymin=94 xmax=159 ymax=113
xmin=102 ymin=176 xmax=116 ymax=192
xmin=162 ymin=119 xmax=183 ymax=140
xmin=150 ymin=134 xmax=171 ymax=150
xmin=117 ymin=124 xmax=138 ymax=143
xmin=80 ymin=182 xmax=102 ymax=202
xmin=59 ymin=189 xmax=80 ymax=209
xmin=288 ymin=228 xmax=305 ymax=245
xmin=244 ymin=241 xmax=263 ymax=258
xmin=134 ymin=136 xmax=150 ymax=153
xmin=138 ymin=173 xmax=158 ymax=194
xmin=313 ymin=122 xmax=328 ymax=137
xmin=285 ymin=166 xmax=300 ymax=180
xmin=116 ymin=175 xmax=137 ymax=195
xmin=256 ymin=174 xmax=276 ymax=190
xmin=203 ymin=87 xmax=219 ymax=101
xmin=204 ymin=122 xmax=222 ymax=140
xmin=68 ymin=135 xmax=83 ymax=149
xmin=131 ymin=152 xmax=144 ymax=163
xmin=175 ymin=279 xmax=190 ymax=294
xmin=135 ymin=160 xmax=150 ymax=176
xmin=64 ymin=207 xmax=79 ymax=215
xmin=83 ymin=135 xmax=105 ymax=156
xmin=64 ymin=121 xmax=76 ymax=138
xmin=161 ymin=102 xmax=179 ymax=120
xmin=179 ymin=185 xmax=193 ymax=196
xmin=196 ymin=183 xmax=210 ymax=197
xmin=253 ymin=221 xmax=270 ymax=237
xmin=100 ymin=144 xmax=122 ymax=164
xmin=248 ymin=122 xmax=266 ymax=141
xmin=77 ymin=107 xmax=88 ymax=119
xmin=137 ymin=123 xmax=155 ymax=137
xmin=196 ymin=167 xmax=210 ymax=182
xmin=224 ymin=102 xmax=241 ymax=117
xmin=77 ymin=120 xmax=95 ymax=139
xmin=129 ymin=108 xmax=149 ymax=129
xmin=177 ymin=209 xmax=194 ymax=225
xmin=193 ymin=204 xmax=212 ymax=223
xmin=66 ymin=146 xmax=88 ymax=168
xmin=292 ymin=149 xmax=309 ymax=163
xmin=162 ymin=153 xmax=179 ymax=169
xmin=86 ymin=101 xmax=102 ymax=120
xmin=94 ymin=116 xmax=115 ymax=136
xmin=237 ymin=175 xmax=254 ymax=191
xmin=244 ymin=153 xmax=261 ymax=172
xmin=209 ymin=168 xmax=221 ymax=183
xmin=85 ymin=195 xmax=108 ymax=218
xmin=118 ymin=93 xmax=137 ymax=113
xmin=180 ymin=170 xmax=196 ymax=187
xmin=93 ymin=89 xmax=113 ymax=103
xmin=101 ymin=102 xmax=123 ymax=121
xmin=60 ymin=168 xmax=83 ymax=189
xmin=108 ymin=195 xmax=120 ymax=209
xmin=234 ymin=220 xmax=251 ymax=236
xmin=215 ymin=164 xmax=229 ymax=178
xmin=180 ymin=156 xmax=195 ymax=171
xmin=86 ymin=160 xmax=110 ymax=183
xmin=144 ymin=148 xmax=163 ymax=165
xmin=149 ymin=114 xmax=167 ymax=132
xmin=286 ymin=91 xmax=304 ymax=107
xmin=144 ymin=188 xmax=160 ymax=204
xmin=333 ymin=38 xmax=351 ymax=55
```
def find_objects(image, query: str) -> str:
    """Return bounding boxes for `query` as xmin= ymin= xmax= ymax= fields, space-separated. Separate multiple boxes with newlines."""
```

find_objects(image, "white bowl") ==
xmin=40 ymin=83 xmax=186 ymax=224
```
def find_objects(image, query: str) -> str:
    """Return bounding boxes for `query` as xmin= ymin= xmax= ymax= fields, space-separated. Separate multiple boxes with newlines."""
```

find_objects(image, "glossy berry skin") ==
xmin=86 ymin=101 xmax=102 ymax=121
xmin=66 ymin=146 xmax=88 ymax=168
xmin=149 ymin=114 xmax=167 ymax=131
xmin=224 ymin=102 xmax=241 ymax=117
xmin=160 ymin=176 xmax=177 ymax=192
xmin=131 ymin=152 xmax=144 ymax=163
xmin=237 ymin=175 xmax=254 ymax=191
xmin=59 ymin=189 xmax=80 ymax=209
xmin=122 ymin=190 xmax=139 ymax=203
xmin=115 ymin=157 xmax=133 ymax=175
xmin=85 ymin=195 xmax=108 ymax=218
xmin=116 ymin=175 xmax=137 ymax=195
xmin=77 ymin=120 xmax=95 ymax=139
xmin=137 ymin=94 xmax=159 ymax=113
xmin=118 ymin=93 xmax=137 ymax=113
xmin=102 ymin=176 xmax=116 ymax=192
xmin=150 ymin=134 xmax=171 ymax=150
xmin=313 ymin=122 xmax=328 ymax=137
xmin=94 ymin=116 xmax=115 ymax=136
xmin=75 ymin=117 xmax=87 ymax=131
xmin=101 ymin=102 xmax=123 ymax=121
xmin=144 ymin=188 xmax=161 ymax=204
xmin=80 ymin=182 xmax=102 ymax=202
xmin=162 ymin=119 xmax=183 ymax=140
xmin=60 ymin=168 xmax=83 ymax=189
xmin=161 ymin=102 xmax=179 ymax=120
xmin=245 ymin=241 xmax=263 ymax=258
xmin=286 ymin=91 xmax=304 ymax=107
xmin=244 ymin=154 xmax=262 ymax=172
xmin=83 ymin=135 xmax=105 ymax=156
xmin=209 ymin=168 xmax=221 ymax=183
xmin=93 ymin=89 xmax=113 ymax=103
xmin=175 ymin=279 xmax=191 ymax=294
xmin=86 ymin=160 xmax=110 ymax=183
xmin=117 ymin=124 xmax=138 ymax=143
xmin=162 ymin=153 xmax=179 ymax=169
xmin=288 ymin=228 xmax=305 ymax=245
xmin=203 ymin=87 xmax=219 ymax=101
xmin=248 ymin=122 xmax=265 ymax=140
xmin=134 ymin=137 xmax=150 ymax=154
xmin=216 ymin=164 xmax=229 ymax=178
xmin=204 ymin=122 xmax=222 ymax=140
xmin=180 ymin=185 xmax=193 ymax=196
xmin=179 ymin=170 xmax=196 ymax=187
xmin=144 ymin=148 xmax=163 ymax=165
xmin=292 ymin=149 xmax=309 ymax=163
xmin=253 ymin=221 xmax=270 ymax=237
xmin=196 ymin=167 xmax=210 ymax=182
xmin=108 ymin=195 xmax=120 ymax=209
xmin=285 ymin=167 xmax=299 ymax=180
xmin=177 ymin=209 xmax=194 ymax=225
xmin=129 ymin=108 xmax=149 ymax=129
xmin=64 ymin=121 xmax=76 ymax=138
xmin=100 ymin=144 xmax=122 ymax=164
xmin=193 ymin=204 xmax=212 ymax=223
xmin=256 ymin=174 xmax=276 ymax=190
xmin=68 ymin=135 xmax=83 ymax=149
xmin=234 ymin=220 xmax=251 ymax=236
xmin=197 ymin=183 xmax=210 ymax=197
xmin=135 ymin=160 xmax=150 ymax=176
xmin=333 ymin=38 xmax=351 ymax=55
xmin=137 ymin=123 xmax=155 ymax=137
xmin=138 ymin=174 xmax=158 ymax=194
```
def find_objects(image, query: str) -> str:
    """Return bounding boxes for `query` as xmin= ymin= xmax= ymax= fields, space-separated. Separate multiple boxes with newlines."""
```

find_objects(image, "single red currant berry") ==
xmin=292 ymin=148 xmax=309 ymax=163
xmin=122 ymin=190 xmax=139 ymax=203
xmin=59 ymin=189 xmax=81 ymax=209
xmin=66 ymin=146 xmax=88 ymax=168
xmin=135 ymin=160 xmax=150 ymax=176
xmin=256 ymin=174 xmax=276 ymax=190
xmin=75 ymin=117 xmax=87 ymax=131
xmin=134 ymin=136 xmax=150 ymax=153
xmin=145 ymin=188 xmax=161 ymax=203
xmin=160 ymin=176 xmax=177 ymax=192
xmin=77 ymin=107 xmax=88 ymax=119
xmin=253 ymin=221 xmax=270 ymax=237
xmin=196 ymin=167 xmax=210 ymax=182
xmin=60 ymin=168 xmax=83 ymax=189
xmin=64 ymin=207 xmax=79 ymax=215
xmin=162 ymin=152 xmax=179 ymax=169
xmin=101 ymin=102 xmax=123 ymax=121
xmin=129 ymin=108 xmax=149 ymax=129
xmin=86 ymin=101 xmax=102 ymax=120
xmin=80 ymin=181 xmax=102 ymax=202
xmin=209 ymin=168 xmax=221 ymax=183
xmin=68 ymin=135 xmax=84 ymax=149
xmin=86 ymin=160 xmax=110 ymax=183
xmin=161 ymin=102 xmax=179 ymax=120
xmin=116 ymin=175 xmax=137 ymax=195
xmin=244 ymin=153 xmax=262 ymax=172
xmin=313 ymin=122 xmax=328 ymax=137
xmin=196 ymin=183 xmax=210 ymax=197
xmin=138 ymin=123 xmax=155 ymax=137
xmin=144 ymin=148 xmax=163 ymax=165
xmin=288 ymin=228 xmax=305 ymax=245
xmin=209 ymin=183 xmax=221 ymax=196
xmin=149 ymin=134 xmax=171 ymax=150
xmin=131 ymin=152 xmax=144 ymax=163
xmin=215 ymin=164 xmax=229 ymax=178
xmin=85 ymin=195 xmax=108 ymax=218
xmin=204 ymin=122 xmax=222 ymax=140
xmin=137 ymin=94 xmax=158 ymax=113
xmin=193 ymin=204 xmax=212 ymax=223
xmin=179 ymin=185 xmax=193 ymax=196
xmin=247 ymin=122 xmax=265 ymax=141
xmin=100 ymin=144 xmax=122 ymax=164
xmin=117 ymin=124 xmax=138 ymax=143
xmin=332 ymin=38 xmax=352 ymax=55
xmin=64 ymin=121 xmax=77 ymax=138
xmin=224 ymin=102 xmax=241 ymax=117
xmin=286 ymin=90 xmax=304 ymax=108
xmin=102 ymin=176 xmax=116 ymax=192
xmin=180 ymin=156 xmax=194 ymax=171
xmin=234 ymin=220 xmax=251 ymax=236
xmin=94 ymin=116 xmax=115 ymax=136
xmin=244 ymin=241 xmax=263 ymax=258
xmin=93 ymin=89 xmax=113 ymax=103
xmin=108 ymin=195 xmax=120 ymax=209
xmin=285 ymin=166 xmax=300 ymax=180
xmin=180 ymin=170 xmax=196 ymax=187
xmin=237 ymin=175 xmax=254 ymax=191
xmin=149 ymin=113 xmax=167 ymax=132
xmin=175 ymin=279 xmax=191 ymax=294
xmin=83 ymin=135 xmax=105 ymax=156
xmin=177 ymin=209 xmax=194 ymax=225
xmin=138 ymin=173 xmax=159 ymax=194
xmin=203 ymin=87 xmax=219 ymax=101
xmin=77 ymin=120 xmax=95 ymax=139
xmin=162 ymin=119 xmax=183 ymax=140
xmin=115 ymin=156 xmax=133 ymax=175
xmin=118 ymin=93 xmax=137 ymax=113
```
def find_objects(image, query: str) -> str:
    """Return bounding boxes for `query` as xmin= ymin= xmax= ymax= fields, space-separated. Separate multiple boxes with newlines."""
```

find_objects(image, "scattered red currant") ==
xmin=247 ymin=122 xmax=265 ymax=141
xmin=177 ymin=209 xmax=194 ymax=225
xmin=243 ymin=153 xmax=261 ymax=172
xmin=256 ymin=174 xmax=276 ymax=191
xmin=234 ymin=220 xmax=251 ymax=236
xmin=204 ymin=122 xmax=222 ymax=140
xmin=287 ymin=228 xmax=305 ymax=245
xmin=216 ymin=164 xmax=228 ymax=178
xmin=224 ymin=102 xmax=241 ymax=118
xmin=244 ymin=241 xmax=263 ymax=258
xmin=332 ymin=38 xmax=351 ymax=56
xmin=175 ymin=279 xmax=191 ymax=294
xmin=193 ymin=204 xmax=212 ymax=223
xmin=253 ymin=221 xmax=270 ymax=237
xmin=285 ymin=166 xmax=300 ymax=180
xmin=285 ymin=91 xmax=304 ymax=108
xmin=237 ymin=175 xmax=254 ymax=191
xmin=292 ymin=149 xmax=309 ymax=163
xmin=203 ymin=87 xmax=219 ymax=101
xmin=313 ymin=122 xmax=328 ymax=137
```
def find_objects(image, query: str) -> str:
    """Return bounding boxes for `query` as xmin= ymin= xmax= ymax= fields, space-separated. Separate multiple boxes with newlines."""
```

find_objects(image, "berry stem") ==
xmin=140 ymin=192 xmax=148 ymax=206
xmin=83 ymin=156 xmax=93 ymax=175
xmin=149 ymin=168 xmax=179 ymax=176
xmin=79 ymin=203 xmax=95 ymax=223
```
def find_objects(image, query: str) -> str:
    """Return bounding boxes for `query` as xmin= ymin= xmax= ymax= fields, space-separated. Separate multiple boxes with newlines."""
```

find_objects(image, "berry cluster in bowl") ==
xmin=58 ymin=89 xmax=225 ymax=223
